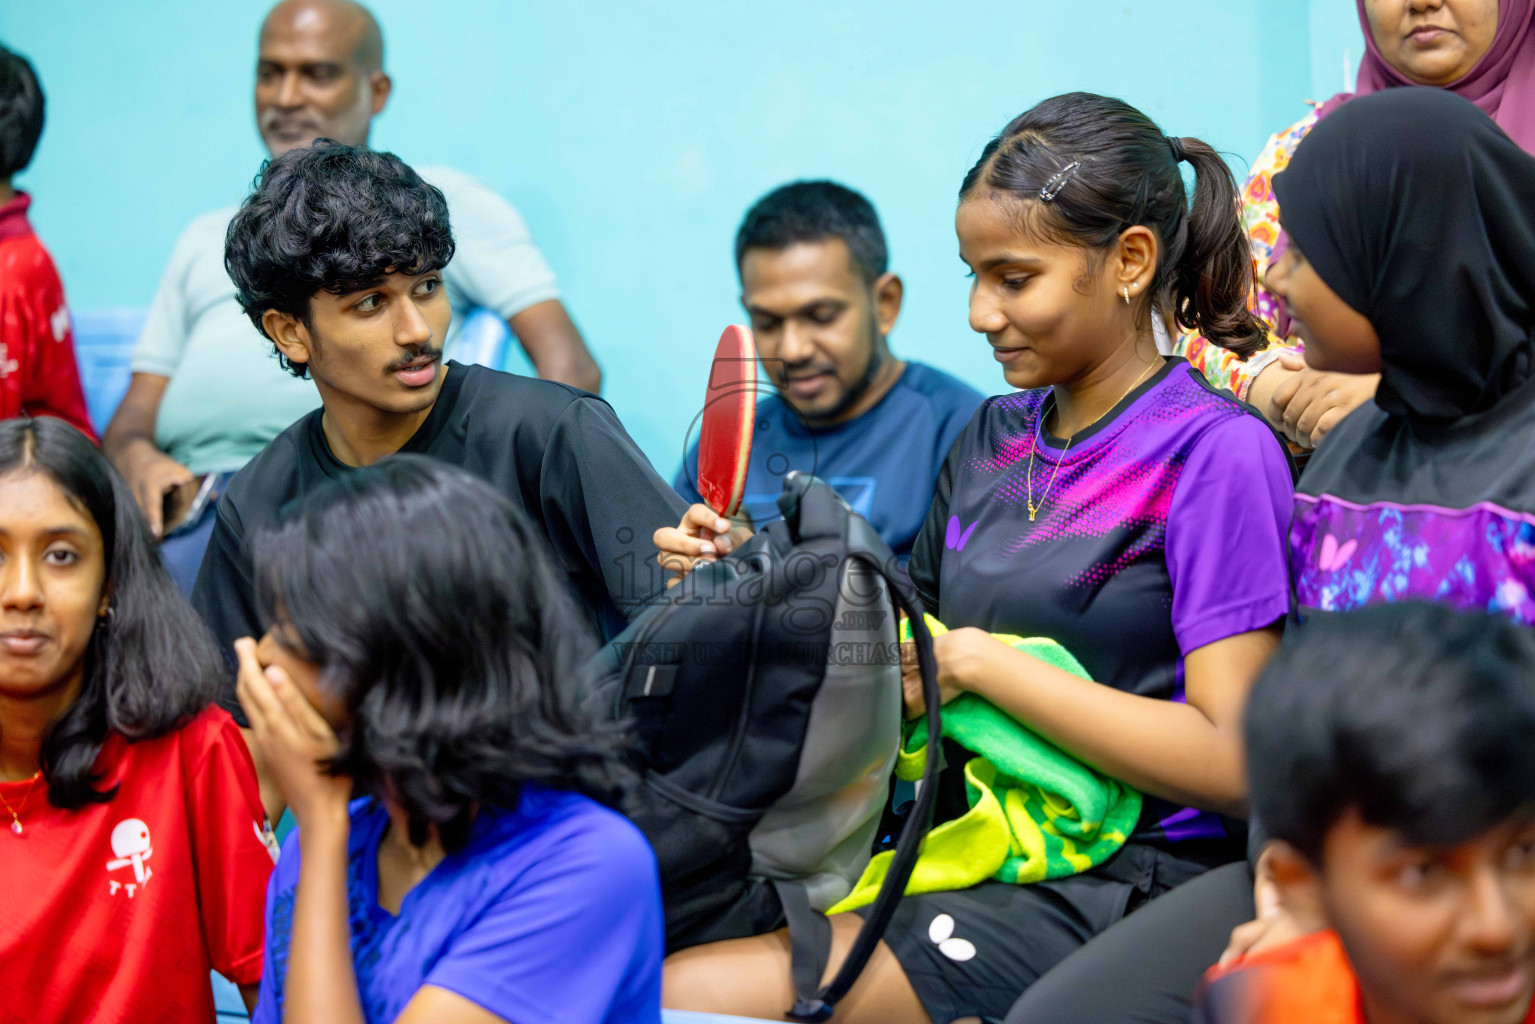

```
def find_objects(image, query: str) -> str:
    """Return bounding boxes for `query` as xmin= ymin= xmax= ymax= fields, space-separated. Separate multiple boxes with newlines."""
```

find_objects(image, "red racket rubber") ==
xmin=696 ymin=324 xmax=758 ymax=518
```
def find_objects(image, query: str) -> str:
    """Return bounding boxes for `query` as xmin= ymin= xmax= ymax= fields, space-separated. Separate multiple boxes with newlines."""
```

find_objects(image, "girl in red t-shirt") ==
xmin=0 ymin=416 xmax=274 ymax=1024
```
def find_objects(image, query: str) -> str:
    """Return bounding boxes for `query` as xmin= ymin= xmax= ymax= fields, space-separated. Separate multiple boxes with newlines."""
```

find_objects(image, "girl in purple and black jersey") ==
xmin=663 ymin=92 xmax=1295 ymax=1024
xmin=1006 ymin=89 xmax=1535 ymax=1024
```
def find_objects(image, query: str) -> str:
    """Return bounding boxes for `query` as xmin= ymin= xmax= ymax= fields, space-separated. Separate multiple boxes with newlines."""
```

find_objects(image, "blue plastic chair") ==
xmin=211 ymin=971 xmax=249 ymax=1021
xmin=212 ymin=973 xmax=781 ymax=1022
xmin=450 ymin=307 xmax=537 ymax=376
xmin=70 ymin=308 xmax=145 ymax=434
xmin=449 ymin=307 xmax=510 ymax=369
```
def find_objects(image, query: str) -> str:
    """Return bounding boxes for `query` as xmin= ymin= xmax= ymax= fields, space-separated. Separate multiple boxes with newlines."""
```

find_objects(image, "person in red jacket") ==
xmin=0 ymin=45 xmax=94 ymax=438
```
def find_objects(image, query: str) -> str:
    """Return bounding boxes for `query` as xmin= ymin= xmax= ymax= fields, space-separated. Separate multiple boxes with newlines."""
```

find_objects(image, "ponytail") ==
xmin=1169 ymin=137 xmax=1267 ymax=356
xmin=961 ymin=93 xmax=1268 ymax=358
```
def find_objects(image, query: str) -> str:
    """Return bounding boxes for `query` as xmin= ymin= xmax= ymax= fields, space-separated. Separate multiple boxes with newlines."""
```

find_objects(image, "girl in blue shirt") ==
xmin=240 ymin=456 xmax=664 ymax=1024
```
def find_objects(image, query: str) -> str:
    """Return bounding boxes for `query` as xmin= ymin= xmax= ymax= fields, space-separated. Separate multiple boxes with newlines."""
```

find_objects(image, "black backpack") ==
xmin=586 ymin=473 xmax=942 ymax=1020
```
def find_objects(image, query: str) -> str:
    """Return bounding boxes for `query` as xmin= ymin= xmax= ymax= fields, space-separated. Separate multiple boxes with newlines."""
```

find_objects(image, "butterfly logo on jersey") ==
xmin=945 ymin=516 xmax=978 ymax=552
xmin=1318 ymin=534 xmax=1358 ymax=573
xmin=105 ymin=818 xmax=154 ymax=897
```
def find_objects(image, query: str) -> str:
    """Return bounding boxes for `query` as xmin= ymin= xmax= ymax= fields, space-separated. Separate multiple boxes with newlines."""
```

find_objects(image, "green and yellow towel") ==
xmin=828 ymin=615 xmax=1142 ymax=913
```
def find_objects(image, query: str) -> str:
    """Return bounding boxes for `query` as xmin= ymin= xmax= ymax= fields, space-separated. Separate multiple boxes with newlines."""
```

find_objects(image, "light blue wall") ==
xmin=2 ymin=1 xmax=1334 ymax=472
xmin=1311 ymin=1 xmax=1366 ymax=102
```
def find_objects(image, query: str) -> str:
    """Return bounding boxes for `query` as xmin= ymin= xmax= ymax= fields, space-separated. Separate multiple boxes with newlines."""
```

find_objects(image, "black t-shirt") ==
xmin=192 ymin=363 xmax=687 ymax=706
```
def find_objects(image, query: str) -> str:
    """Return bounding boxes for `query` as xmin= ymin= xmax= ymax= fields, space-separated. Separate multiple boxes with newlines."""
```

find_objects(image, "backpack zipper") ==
xmin=708 ymin=600 xmax=766 ymax=801
xmin=615 ymin=558 xmax=749 ymax=715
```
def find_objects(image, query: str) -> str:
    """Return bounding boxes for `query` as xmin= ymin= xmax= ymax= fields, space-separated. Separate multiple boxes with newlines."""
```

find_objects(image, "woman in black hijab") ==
xmin=1005 ymin=86 xmax=1535 ymax=1024
xmin=1273 ymin=85 xmax=1535 ymax=619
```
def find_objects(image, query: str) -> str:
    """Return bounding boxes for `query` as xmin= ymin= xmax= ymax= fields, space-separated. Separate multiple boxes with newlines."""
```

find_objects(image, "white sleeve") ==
xmin=131 ymin=216 xmax=211 ymax=376
xmin=426 ymin=166 xmax=562 ymax=321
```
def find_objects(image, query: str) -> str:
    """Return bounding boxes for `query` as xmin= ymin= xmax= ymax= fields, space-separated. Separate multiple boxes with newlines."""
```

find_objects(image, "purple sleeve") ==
xmin=423 ymin=810 xmax=664 ymax=1024
xmin=1165 ymin=415 xmax=1293 ymax=653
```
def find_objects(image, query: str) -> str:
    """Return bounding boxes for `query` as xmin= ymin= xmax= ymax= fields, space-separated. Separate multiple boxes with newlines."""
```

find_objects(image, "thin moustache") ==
xmin=387 ymin=348 xmax=442 ymax=373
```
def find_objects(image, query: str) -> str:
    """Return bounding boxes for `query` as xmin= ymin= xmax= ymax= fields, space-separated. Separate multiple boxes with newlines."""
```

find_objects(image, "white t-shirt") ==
xmin=132 ymin=166 xmax=560 ymax=475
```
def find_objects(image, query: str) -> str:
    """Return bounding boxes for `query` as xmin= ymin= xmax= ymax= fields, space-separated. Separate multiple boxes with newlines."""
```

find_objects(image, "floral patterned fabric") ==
xmin=1172 ymin=107 xmax=1322 ymax=398
xmin=1291 ymin=493 xmax=1535 ymax=623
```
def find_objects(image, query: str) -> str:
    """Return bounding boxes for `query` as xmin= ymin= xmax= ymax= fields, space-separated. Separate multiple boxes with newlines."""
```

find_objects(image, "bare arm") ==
xmin=285 ymin=809 xmax=363 ymax=1024
xmin=905 ymin=624 xmax=1281 ymax=817
xmin=101 ymin=372 xmax=193 ymax=536
xmin=395 ymin=988 xmax=510 ymax=1024
xmin=1246 ymin=354 xmax=1379 ymax=450
xmin=101 ymin=371 xmax=168 ymax=461
xmin=236 ymin=639 xmax=362 ymax=1024
xmin=1243 ymin=361 xmax=1292 ymax=430
xmin=507 ymin=298 xmax=602 ymax=393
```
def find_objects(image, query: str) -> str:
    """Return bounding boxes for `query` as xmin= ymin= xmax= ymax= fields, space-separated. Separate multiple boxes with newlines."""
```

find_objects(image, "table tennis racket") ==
xmin=696 ymin=324 xmax=758 ymax=519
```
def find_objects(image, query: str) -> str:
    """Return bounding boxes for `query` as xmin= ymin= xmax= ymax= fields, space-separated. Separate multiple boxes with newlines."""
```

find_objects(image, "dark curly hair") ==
xmin=224 ymin=140 xmax=456 ymax=377
xmin=252 ymin=456 xmax=634 ymax=853
xmin=960 ymin=92 xmax=1267 ymax=358
xmin=0 ymin=419 xmax=225 ymax=810
xmin=0 ymin=44 xmax=44 ymax=179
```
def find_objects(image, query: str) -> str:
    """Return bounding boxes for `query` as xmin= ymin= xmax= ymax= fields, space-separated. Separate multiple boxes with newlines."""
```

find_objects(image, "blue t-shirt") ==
xmin=254 ymin=785 xmax=664 ymax=1024
xmin=675 ymin=361 xmax=984 ymax=559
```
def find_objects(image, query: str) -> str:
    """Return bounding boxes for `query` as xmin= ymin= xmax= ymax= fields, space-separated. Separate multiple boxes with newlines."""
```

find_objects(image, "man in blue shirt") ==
xmin=675 ymin=181 xmax=984 ymax=561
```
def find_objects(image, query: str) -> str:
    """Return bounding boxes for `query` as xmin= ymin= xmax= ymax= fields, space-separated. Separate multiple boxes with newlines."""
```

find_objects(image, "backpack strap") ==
xmin=783 ymin=522 xmax=944 ymax=1022
xmin=773 ymin=879 xmax=834 ymax=1010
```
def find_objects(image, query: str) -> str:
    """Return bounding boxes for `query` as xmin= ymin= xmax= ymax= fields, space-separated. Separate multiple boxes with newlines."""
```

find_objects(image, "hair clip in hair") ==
xmin=1038 ymin=161 xmax=1082 ymax=202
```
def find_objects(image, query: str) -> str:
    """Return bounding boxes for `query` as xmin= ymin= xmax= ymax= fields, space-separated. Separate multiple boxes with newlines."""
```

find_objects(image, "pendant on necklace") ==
xmin=1028 ymin=506 xmax=1038 ymax=522
xmin=10 ymin=820 xmax=21 ymax=835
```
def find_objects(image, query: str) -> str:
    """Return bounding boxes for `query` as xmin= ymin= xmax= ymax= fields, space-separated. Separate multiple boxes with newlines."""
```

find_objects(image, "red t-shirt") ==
xmin=0 ymin=192 xmax=95 ymax=439
xmin=0 ymin=707 xmax=274 ymax=1023
xmin=1196 ymin=929 xmax=1535 ymax=1024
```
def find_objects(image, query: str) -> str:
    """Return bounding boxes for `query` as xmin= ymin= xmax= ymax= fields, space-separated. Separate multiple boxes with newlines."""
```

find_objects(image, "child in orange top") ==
xmin=1196 ymin=603 xmax=1535 ymax=1024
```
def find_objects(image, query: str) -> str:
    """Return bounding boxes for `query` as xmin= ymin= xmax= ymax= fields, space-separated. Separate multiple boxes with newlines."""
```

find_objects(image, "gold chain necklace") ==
xmin=0 ymin=771 xmax=41 ymax=835
xmin=1027 ymin=358 xmax=1161 ymax=522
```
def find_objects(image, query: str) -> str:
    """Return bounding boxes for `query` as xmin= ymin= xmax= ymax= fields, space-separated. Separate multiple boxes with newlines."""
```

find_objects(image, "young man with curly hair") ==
xmin=104 ymin=0 xmax=600 ymax=596
xmin=194 ymin=143 xmax=686 ymax=815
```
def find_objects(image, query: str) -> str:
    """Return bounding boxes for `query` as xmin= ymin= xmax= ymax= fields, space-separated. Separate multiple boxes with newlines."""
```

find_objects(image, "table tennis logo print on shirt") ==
xmin=104 ymin=818 xmax=154 ymax=897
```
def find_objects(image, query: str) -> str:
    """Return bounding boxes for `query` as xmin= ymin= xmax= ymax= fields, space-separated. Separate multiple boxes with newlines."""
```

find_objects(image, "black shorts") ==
xmin=854 ymin=842 xmax=1229 ymax=1024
